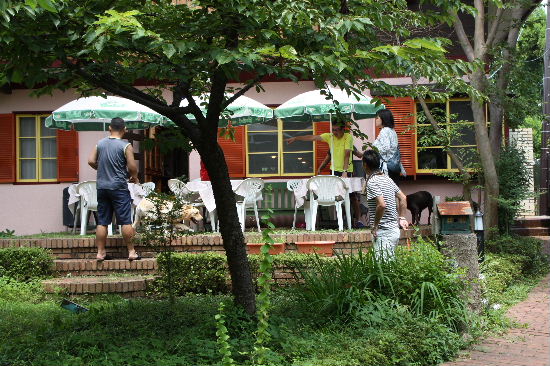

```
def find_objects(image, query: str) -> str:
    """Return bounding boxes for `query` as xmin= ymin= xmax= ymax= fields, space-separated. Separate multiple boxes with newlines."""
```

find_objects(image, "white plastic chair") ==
xmin=73 ymin=181 xmax=113 ymax=236
xmin=307 ymin=176 xmax=351 ymax=231
xmin=141 ymin=182 xmax=156 ymax=197
xmin=234 ymin=178 xmax=264 ymax=232
xmin=287 ymin=179 xmax=311 ymax=230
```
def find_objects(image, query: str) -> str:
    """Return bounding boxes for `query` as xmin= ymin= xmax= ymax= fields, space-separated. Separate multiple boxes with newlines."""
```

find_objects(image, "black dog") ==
xmin=406 ymin=191 xmax=433 ymax=225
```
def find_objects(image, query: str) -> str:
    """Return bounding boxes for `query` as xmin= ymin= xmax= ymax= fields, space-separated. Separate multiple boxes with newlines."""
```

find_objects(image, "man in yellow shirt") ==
xmin=285 ymin=120 xmax=354 ymax=177
xmin=286 ymin=120 xmax=363 ymax=227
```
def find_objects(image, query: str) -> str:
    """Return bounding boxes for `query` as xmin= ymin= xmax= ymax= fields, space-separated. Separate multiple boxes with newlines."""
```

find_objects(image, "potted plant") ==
xmin=295 ymin=241 xmax=335 ymax=256
xmin=246 ymin=243 xmax=286 ymax=255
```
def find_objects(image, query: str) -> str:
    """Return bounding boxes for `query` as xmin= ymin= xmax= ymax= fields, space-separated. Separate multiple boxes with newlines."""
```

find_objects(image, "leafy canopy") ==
xmin=0 ymin=0 xmax=476 ymax=116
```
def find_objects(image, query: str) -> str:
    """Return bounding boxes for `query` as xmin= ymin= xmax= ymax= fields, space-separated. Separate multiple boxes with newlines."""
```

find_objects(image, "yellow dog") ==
xmin=132 ymin=197 xmax=203 ymax=232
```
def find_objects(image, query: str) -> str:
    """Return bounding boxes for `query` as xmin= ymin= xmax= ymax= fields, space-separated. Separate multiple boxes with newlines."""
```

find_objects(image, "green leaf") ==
xmin=37 ymin=0 xmax=57 ymax=12
xmin=279 ymin=45 xmax=298 ymax=60
xmin=215 ymin=51 xmax=234 ymax=65
xmin=162 ymin=44 xmax=176 ymax=59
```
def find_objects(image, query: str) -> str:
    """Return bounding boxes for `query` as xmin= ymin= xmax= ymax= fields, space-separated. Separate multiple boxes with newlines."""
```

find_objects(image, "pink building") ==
xmin=0 ymin=81 xmax=465 ymax=235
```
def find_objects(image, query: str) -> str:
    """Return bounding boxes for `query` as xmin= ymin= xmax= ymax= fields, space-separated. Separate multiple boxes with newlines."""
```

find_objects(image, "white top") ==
xmin=373 ymin=127 xmax=398 ymax=163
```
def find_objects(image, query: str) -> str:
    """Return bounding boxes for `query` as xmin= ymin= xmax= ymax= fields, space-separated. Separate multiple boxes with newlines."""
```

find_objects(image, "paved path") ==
xmin=442 ymin=272 xmax=550 ymax=366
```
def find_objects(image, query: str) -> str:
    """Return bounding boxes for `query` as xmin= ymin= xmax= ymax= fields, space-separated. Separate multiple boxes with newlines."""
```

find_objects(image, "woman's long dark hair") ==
xmin=376 ymin=109 xmax=395 ymax=128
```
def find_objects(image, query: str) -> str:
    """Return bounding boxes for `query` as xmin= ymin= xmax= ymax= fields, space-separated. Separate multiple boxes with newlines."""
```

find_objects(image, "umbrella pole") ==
xmin=330 ymin=114 xmax=334 ymax=176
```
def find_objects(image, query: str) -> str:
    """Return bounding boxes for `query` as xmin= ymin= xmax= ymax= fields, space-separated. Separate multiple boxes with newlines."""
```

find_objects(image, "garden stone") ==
xmin=440 ymin=233 xmax=483 ymax=313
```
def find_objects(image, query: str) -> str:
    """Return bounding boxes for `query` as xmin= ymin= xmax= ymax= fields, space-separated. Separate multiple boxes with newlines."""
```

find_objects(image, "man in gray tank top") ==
xmin=88 ymin=117 xmax=140 ymax=261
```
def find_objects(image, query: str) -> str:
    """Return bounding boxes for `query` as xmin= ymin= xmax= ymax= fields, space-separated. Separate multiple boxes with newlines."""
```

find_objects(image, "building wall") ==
xmin=0 ymin=90 xmax=110 ymax=234
xmin=1 ymin=83 xmax=461 ymax=234
xmin=510 ymin=128 xmax=536 ymax=216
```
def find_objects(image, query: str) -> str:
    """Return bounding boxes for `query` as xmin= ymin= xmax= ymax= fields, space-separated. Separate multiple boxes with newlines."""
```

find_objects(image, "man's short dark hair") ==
xmin=363 ymin=149 xmax=381 ymax=171
xmin=110 ymin=117 xmax=126 ymax=131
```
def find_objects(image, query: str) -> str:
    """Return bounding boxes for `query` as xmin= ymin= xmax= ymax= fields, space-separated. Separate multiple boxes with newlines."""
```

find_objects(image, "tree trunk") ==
xmin=198 ymin=142 xmax=256 ymax=315
xmin=470 ymin=72 xmax=500 ymax=237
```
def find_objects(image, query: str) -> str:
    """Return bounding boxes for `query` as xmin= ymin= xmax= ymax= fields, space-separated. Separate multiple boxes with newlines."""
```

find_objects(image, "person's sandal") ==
xmin=96 ymin=255 xmax=114 ymax=262
xmin=128 ymin=254 xmax=142 ymax=261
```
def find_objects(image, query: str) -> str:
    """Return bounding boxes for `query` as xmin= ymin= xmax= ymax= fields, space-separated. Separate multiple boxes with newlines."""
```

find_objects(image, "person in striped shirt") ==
xmin=362 ymin=150 xmax=409 ymax=259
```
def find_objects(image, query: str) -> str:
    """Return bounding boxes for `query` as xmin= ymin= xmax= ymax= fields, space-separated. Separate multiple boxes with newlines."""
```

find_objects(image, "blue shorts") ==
xmin=97 ymin=189 xmax=133 ymax=226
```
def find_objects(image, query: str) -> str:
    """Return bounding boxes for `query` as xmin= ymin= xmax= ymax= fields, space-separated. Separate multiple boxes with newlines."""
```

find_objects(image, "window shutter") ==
xmin=378 ymin=97 xmax=416 ymax=177
xmin=0 ymin=113 xmax=15 ymax=183
xmin=218 ymin=126 xmax=246 ymax=178
xmin=314 ymin=121 xmax=331 ymax=175
xmin=57 ymin=130 xmax=79 ymax=182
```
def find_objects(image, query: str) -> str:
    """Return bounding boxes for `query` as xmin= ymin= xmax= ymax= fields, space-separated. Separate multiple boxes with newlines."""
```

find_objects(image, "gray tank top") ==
xmin=97 ymin=137 xmax=130 ymax=190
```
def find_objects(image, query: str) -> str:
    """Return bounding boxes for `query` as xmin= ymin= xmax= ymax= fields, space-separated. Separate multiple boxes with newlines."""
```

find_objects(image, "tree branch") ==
xmin=222 ymin=75 xmax=262 ymax=109
xmin=450 ymin=11 xmax=475 ymax=61
xmin=486 ymin=7 xmax=503 ymax=48
xmin=473 ymin=0 xmax=486 ymax=58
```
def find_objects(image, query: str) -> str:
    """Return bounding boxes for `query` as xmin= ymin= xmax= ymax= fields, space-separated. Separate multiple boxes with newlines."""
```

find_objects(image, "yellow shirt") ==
xmin=320 ymin=132 xmax=354 ymax=172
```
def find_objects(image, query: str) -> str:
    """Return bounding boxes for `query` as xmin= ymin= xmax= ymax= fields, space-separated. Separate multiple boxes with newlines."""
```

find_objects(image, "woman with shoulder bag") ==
xmin=373 ymin=109 xmax=406 ymax=185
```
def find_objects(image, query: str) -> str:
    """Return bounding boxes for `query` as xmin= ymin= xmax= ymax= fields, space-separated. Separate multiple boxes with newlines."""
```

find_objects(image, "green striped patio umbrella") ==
xmin=275 ymin=88 xmax=383 ymax=175
xmin=274 ymin=88 xmax=384 ymax=122
xmin=45 ymin=96 xmax=169 ymax=131
xmin=181 ymin=93 xmax=274 ymax=126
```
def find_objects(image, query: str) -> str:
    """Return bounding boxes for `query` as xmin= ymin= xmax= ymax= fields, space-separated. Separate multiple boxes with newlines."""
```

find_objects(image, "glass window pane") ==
xmin=283 ymin=152 xmax=314 ymax=174
xmin=41 ymin=138 xmax=57 ymax=158
xmin=417 ymin=124 xmax=448 ymax=148
xmin=249 ymin=153 xmax=278 ymax=175
xmin=40 ymin=117 xmax=57 ymax=137
xmin=282 ymin=131 xmax=314 ymax=152
xmin=20 ymin=160 xmax=36 ymax=179
xmin=449 ymin=100 xmax=473 ymax=122
xmin=248 ymin=132 xmax=278 ymax=153
xmin=41 ymin=159 xmax=57 ymax=179
xmin=418 ymin=148 xmax=447 ymax=169
xmin=19 ymin=117 xmax=36 ymax=137
xmin=451 ymin=147 xmax=478 ymax=169
xmin=247 ymin=120 xmax=278 ymax=131
xmin=282 ymin=121 xmax=313 ymax=131
xmin=451 ymin=123 xmax=475 ymax=146
xmin=416 ymin=103 xmax=446 ymax=124
xmin=20 ymin=139 xmax=36 ymax=158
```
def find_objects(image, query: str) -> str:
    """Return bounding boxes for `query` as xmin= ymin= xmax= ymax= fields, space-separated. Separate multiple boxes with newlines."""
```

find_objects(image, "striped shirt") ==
xmin=366 ymin=173 xmax=400 ymax=230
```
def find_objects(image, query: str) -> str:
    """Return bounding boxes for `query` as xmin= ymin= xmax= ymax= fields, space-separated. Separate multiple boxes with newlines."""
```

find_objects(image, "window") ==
xmin=246 ymin=120 xmax=315 ymax=176
xmin=16 ymin=114 xmax=57 ymax=182
xmin=415 ymin=99 xmax=480 ymax=172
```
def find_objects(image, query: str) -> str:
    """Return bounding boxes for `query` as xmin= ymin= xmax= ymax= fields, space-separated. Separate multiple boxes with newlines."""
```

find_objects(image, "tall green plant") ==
xmin=495 ymin=143 xmax=532 ymax=234
xmin=294 ymin=239 xmax=468 ymax=330
xmin=137 ymin=191 xmax=192 ymax=303
xmin=214 ymin=187 xmax=276 ymax=366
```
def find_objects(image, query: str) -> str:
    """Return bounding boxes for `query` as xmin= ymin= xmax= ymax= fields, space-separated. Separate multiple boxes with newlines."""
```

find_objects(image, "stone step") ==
xmin=54 ymin=258 xmax=157 ymax=276
xmin=42 ymin=275 xmax=155 ymax=297
xmin=513 ymin=216 xmax=550 ymax=229
xmin=510 ymin=227 xmax=550 ymax=236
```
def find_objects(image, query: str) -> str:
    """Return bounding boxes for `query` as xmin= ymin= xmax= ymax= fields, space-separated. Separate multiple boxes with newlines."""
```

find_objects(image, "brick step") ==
xmin=510 ymin=227 xmax=550 ymax=236
xmin=54 ymin=258 xmax=157 ymax=276
xmin=42 ymin=275 xmax=155 ymax=297
xmin=513 ymin=216 xmax=550 ymax=229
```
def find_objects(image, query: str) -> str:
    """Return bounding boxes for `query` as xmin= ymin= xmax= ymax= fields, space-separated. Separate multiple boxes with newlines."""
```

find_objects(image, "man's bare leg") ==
xmin=96 ymin=225 xmax=108 ymax=260
xmin=121 ymin=224 xmax=138 ymax=259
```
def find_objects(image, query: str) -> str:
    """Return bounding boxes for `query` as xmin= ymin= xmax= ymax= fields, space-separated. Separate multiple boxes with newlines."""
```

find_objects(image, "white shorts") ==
xmin=374 ymin=226 xmax=400 ymax=260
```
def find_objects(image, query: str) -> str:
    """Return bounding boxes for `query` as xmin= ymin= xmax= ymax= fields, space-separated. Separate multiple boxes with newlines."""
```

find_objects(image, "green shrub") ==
xmin=153 ymin=252 xmax=230 ymax=296
xmin=0 ymin=277 xmax=49 ymax=303
xmin=495 ymin=144 xmax=532 ymax=233
xmin=0 ymin=247 xmax=54 ymax=281
xmin=481 ymin=253 xmax=525 ymax=303
xmin=292 ymin=239 xmax=468 ymax=330
xmin=486 ymin=235 xmax=549 ymax=276
xmin=152 ymin=252 xmax=327 ymax=297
